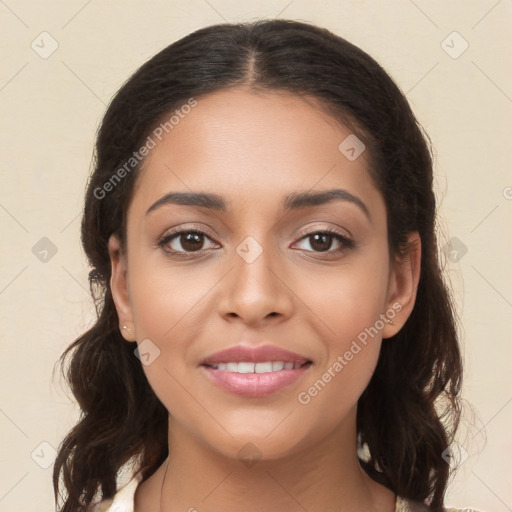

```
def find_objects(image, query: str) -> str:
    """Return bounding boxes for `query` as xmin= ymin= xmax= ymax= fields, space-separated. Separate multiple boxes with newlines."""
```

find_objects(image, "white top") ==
xmin=89 ymin=471 xmax=482 ymax=512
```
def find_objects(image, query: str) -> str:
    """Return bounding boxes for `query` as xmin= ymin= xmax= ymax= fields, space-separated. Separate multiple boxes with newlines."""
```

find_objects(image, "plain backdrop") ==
xmin=1 ymin=1 xmax=511 ymax=511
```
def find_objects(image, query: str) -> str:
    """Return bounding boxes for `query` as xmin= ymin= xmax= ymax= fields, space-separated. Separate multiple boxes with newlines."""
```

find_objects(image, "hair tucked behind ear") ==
xmin=54 ymin=19 xmax=463 ymax=511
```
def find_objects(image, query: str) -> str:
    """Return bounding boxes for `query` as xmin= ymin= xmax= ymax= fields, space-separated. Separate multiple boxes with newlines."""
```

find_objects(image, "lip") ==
xmin=199 ymin=344 xmax=312 ymax=397
xmin=200 ymin=363 xmax=312 ymax=397
xmin=199 ymin=344 xmax=311 ymax=366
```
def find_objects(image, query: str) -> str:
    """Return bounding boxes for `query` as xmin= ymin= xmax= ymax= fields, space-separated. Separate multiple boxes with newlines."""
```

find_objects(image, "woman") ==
xmin=53 ymin=19 xmax=481 ymax=512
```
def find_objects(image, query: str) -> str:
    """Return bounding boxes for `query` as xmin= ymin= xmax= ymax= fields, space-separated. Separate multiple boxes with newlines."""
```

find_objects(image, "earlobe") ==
xmin=382 ymin=232 xmax=421 ymax=339
xmin=108 ymin=234 xmax=136 ymax=342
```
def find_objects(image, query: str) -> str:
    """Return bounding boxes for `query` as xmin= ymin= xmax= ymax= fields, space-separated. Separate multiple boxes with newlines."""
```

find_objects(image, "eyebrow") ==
xmin=145 ymin=188 xmax=371 ymax=220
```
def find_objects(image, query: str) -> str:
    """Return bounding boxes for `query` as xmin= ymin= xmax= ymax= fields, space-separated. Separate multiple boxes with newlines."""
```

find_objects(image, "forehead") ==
xmin=129 ymin=87 xmax=382 ymax=218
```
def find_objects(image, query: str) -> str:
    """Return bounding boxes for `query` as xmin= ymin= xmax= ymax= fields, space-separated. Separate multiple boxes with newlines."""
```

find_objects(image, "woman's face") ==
xmin=109 ymin=87 xmax=419 ymax=461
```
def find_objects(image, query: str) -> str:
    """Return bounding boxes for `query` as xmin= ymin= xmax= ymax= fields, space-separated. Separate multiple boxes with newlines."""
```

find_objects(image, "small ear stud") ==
xmin=122 ymin=325 xmax=131 ymax=331
xmin=384 ymin=318 xmax=394 ymax=325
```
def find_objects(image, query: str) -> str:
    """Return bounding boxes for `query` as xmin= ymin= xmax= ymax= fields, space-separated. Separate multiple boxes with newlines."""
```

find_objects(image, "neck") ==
xmin=136 ymin=407 xmax=396 ymax=512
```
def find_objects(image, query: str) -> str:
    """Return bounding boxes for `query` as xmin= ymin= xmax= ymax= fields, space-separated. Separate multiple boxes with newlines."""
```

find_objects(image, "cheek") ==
xmin=295 ymin=266 xmax=388 ymax=429
xmin=294 ymin=338 xmax=381 ymax=448
xmin=128 ymin=260 xmax=212 ymax=340
xmin=297 ymin=253 xmax=390 ymax=344
xmin=126 ymin=260 xmax=215 ymax=405
xmin=293 ymin=252 xmax=388 ymax=407
xmin=126 ymin=267 xmax=206 ymax=423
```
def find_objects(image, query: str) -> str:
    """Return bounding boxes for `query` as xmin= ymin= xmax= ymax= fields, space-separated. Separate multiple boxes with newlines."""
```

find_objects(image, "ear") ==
xmin=382 ymin=231 xmax=421 ymax=339
xmin=108 ymin=234 xmax=136 ymax=342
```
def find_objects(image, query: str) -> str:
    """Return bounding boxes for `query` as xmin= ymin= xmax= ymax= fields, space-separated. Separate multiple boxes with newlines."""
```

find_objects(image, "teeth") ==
xmin=255 ymin=362 xmax=272 ymax=373
xmin=238 ymin=362 xmax=255 ymax=373
xmin=210 ymin=361 xmax=305 ymax=372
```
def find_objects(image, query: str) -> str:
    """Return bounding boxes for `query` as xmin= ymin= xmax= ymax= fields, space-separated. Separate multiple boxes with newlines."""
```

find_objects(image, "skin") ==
xmin=108 ymin=86 xmax=421 ymax=512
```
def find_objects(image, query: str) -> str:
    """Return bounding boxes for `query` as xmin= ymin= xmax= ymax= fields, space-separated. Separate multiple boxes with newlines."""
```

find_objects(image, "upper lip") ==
xmin=199 ymin=344 xmax=311 ymax=366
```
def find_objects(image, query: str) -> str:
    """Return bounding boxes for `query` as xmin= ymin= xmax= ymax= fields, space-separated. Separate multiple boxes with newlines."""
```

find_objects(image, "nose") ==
xmin=217 ymin=240 xmax=294 ymax=327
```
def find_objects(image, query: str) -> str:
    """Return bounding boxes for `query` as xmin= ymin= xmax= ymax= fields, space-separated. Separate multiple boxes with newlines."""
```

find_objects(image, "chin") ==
xmin=202 ymin=425 xmax=310 ymax=465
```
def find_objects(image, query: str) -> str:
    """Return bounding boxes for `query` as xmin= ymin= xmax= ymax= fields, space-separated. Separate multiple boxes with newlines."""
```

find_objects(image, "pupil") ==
xmin=311 ymin=233 xmax=331 ymax=252
xmin=182 ymin=233 xmax=203 ymax=251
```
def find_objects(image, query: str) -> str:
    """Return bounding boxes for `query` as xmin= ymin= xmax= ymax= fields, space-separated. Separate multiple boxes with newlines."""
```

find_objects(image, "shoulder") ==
xmin=396 ymin=496 xmax=485 ymax=512
xmin=445 ymin=509 xmax=485 ymax=512
xmin=88 ymin=470 xmax=143 ymax=512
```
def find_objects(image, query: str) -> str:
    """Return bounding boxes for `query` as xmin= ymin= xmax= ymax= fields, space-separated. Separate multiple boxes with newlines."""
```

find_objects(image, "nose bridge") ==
xmin=219 ymin=233 xmax=292 ymax=323
xmin=237 ymin=234 xmax=276 ymax=290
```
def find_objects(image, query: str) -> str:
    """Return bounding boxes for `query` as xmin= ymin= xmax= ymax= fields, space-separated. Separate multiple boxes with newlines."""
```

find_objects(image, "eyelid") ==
xmin=158 ymin=223 xmax=351 ymax=244
xmin=294 ymin=223 xmax=352 ymax=241
xmin=159 ymin=223 xmax=217 ymax=239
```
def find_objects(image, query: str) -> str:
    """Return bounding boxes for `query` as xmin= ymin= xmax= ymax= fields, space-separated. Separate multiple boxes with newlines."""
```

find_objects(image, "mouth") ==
xmin=198 ymin=343 xmax=313 ymax=396
xmin=199 ymin=343 xmax=312 ymax=367
xmin=199 ymin=345 xmax=313 ymax=397
xmin=201 ymin=360 xmax=313 ymax=372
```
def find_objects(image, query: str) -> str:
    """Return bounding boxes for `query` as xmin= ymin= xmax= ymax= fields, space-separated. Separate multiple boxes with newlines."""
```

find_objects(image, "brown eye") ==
xmin=158 ymin=230 xmax=216 ymax=254
xmin=294 ymin=229 xmax=355 ymax=255
xmin=309 ymin=233 xmax=334 ymax=252
xmin=178 ymin=232 xmax=205 ymax=252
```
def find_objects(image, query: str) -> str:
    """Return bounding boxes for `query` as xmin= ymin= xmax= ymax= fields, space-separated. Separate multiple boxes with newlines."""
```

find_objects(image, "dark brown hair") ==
xmin=53 ymin=19 xmax=463 ymax=511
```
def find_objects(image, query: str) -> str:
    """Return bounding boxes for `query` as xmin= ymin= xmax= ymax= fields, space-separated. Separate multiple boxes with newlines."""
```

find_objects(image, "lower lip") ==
xmin=200 ymin=363 xmax=312 ymax=397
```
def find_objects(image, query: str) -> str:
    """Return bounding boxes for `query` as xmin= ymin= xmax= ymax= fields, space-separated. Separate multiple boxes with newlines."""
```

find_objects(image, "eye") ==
xmin=293 ymin=228 xmax=355 ymax=255
xmin=157 ymin=229 xmax=218 ymax=254
xmin=157 ymin=227 xmax=355 ymax=258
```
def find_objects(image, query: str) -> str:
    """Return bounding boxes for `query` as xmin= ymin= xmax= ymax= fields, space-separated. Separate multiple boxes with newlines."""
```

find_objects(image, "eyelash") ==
xmin=157 ymin=226 xmax=355 ymax=258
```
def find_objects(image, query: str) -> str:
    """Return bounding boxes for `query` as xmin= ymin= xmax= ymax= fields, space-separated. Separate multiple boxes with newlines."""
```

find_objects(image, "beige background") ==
xmin=1 ymin=1 xmax=511 ymax=511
